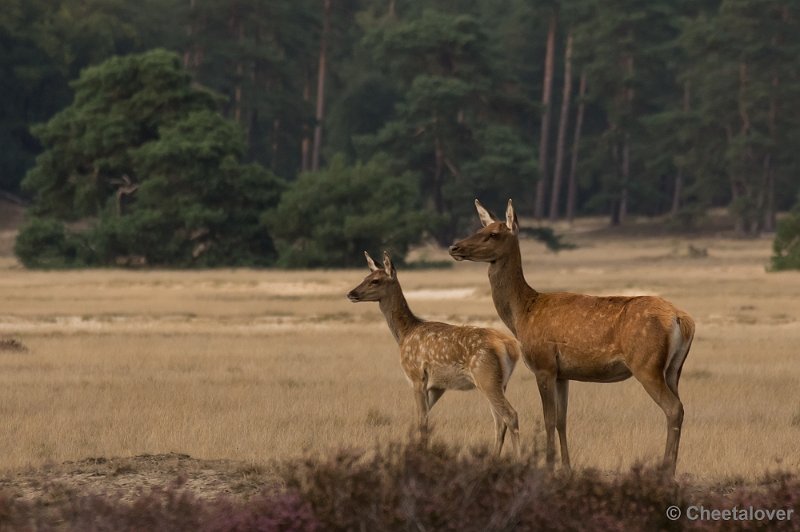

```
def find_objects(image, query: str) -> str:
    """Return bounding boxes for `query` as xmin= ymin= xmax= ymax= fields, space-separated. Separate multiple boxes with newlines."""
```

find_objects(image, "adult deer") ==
xmin=347 ymin=251 xmax=522 ymax=455
xmin=449 ymin=200 xmax=694 ymax=476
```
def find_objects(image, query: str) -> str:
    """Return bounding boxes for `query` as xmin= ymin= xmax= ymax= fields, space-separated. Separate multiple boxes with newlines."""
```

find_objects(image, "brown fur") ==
xmin=450 ymin=200 xmax=695 ymax=475
xmin=347 ymin=251 xmax=522 ymax=455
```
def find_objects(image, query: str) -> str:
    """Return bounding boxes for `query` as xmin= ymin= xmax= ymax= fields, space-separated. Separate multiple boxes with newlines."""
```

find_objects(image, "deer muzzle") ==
xmin=449 ymin=245 xmax=465 ymax=261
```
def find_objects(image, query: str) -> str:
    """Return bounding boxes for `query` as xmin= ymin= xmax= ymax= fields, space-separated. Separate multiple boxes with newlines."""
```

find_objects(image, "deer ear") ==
xmin=475 ymin=199 xmax=496 ymax=227
xmin=382 ymin=251 xmax=396 ymax=278
xmin=364 ymin=251 xmax=379 ymax=272
xmin=506 ymin=199 xmax=519 ymax=234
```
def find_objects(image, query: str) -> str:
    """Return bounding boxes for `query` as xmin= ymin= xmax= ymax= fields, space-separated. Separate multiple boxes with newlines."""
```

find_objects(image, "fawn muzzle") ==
xmin=346 ymin=290 xmax=361 ymax=302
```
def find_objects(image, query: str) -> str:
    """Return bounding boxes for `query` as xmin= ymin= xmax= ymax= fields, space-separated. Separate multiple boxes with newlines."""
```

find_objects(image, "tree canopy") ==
xmin=17 ymin=49 xmax=283 ymax=267
xmin=4 ymin=0 xmax=800 ymax=268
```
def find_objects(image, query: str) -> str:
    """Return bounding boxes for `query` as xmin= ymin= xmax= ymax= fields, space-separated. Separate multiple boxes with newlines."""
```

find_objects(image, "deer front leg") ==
xmin=413 ymin=374 xmax=430 ymax=441
xmin=536 ymin=372 xmax=558 ymax=468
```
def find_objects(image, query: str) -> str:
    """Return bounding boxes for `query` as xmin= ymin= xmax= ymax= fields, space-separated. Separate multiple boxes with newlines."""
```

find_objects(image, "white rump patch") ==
xmin=664 ymin=318 xmax=687 ymax=383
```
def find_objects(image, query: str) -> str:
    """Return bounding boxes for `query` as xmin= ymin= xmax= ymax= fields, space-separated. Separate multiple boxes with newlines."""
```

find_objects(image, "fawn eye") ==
xmin=488 ymin=233 xmax=499 ymax=239
xmin=370 ymin=279 xmax=380 ymax=285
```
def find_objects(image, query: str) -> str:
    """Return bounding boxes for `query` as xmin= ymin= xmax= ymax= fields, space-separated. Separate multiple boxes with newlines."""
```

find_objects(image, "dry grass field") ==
xmin=0 ymin=219 xmax=799 ymax=493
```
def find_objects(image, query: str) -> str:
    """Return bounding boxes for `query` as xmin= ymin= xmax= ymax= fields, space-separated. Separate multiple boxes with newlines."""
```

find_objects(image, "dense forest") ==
xmin=3 ymin=0 xmax=800 ymax=267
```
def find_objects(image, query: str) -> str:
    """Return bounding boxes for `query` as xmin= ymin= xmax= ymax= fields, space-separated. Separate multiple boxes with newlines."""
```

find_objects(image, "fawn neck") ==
xmin=487 ymin=239 xmax=538 ymax=335
xmin=378 ymin=280 xmax=421 ymax=344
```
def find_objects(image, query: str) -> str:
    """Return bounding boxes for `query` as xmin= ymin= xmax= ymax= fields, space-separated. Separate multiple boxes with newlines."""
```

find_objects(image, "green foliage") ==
xmin=358 ymin=9 xmax=533 ymax=245
xmin=184 ymin=0 xmax=319 ymax=178
xmin=22 ymin=49 xmax=219 ymax=218
xmin=19 ymin=49 xmax=283 ymax=268
xmin=680 ymin=0 xmax=800 ymax=233
xmin=0 ymin=0 xmax=150 ymax=193
xmin=13 ymin=218 xmax=84 ymax=268
xmin=268 ymin=155 xmax=425 ymax=268
xmin=519 ymin=226 xmax=576 ymax=253
xmin=8 ymin=0 xmax=800 ymax=270
xmin=458 ymin=125 xmax=536 ymax=215
xmin=771 ymin=203 xmax=800 ymax=271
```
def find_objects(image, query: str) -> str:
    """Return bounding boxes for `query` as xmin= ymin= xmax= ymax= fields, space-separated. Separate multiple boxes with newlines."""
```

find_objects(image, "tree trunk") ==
xmin=619 ymin=55 xmax=634 ymax=224
xmin=566 ymin=71 xmax=586 ymax=224
xmin=671 ymin=169 xmax=683 ymax=216
xmin=733 ymin=62 xmax=750 ymax=236
xmin=534 ymin=12 xmax=557 ymax=219
xmin=183 ymin=0 xmax=196 ymax=68
xmin=433 ymin=133 xmax=452 ymax=246
xmin=272 ymin=119 xmax=280 ymax=172
xmin=233 ymin=11 xmax=244 ymax=125
xmin=762 ymin=2 xmax=791 ymax=233
xmin=731 ymin=179 xmax=745 ymax=235
xmin=301 ymin=74 xmax=312 ymax=173
xmin=614 ymin=55 xmax=634 ymax=226
xmin=549 ymin=31 xmax=573 ymax=221
xmin=609 ymin=138 xmax=621 ymax=226
xmin=764 ymin=167 xmax=775 ymax=232
xmin=433 ymin=136 xmax=445 ymax=216
xmin=618 ymin=136 xmax=629 ymax=224
xmin=671 ymin=81 xmax=690 ymax=216
xmin=763 ymin=73 xmax=779 ymax=232
xmin=311 ymin=0 xmax=332 ymax=172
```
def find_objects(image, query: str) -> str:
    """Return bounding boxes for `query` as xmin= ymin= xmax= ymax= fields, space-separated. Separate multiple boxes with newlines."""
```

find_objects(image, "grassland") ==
xmin=0 ymin=223 xmax=798 ymax=488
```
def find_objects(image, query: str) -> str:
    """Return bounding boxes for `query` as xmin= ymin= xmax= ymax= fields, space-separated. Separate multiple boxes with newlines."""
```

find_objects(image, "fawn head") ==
xmin=449 ymin=199 xmax=519 ymax=263
xmin=347 ymin=251 xmax=397 ymax=302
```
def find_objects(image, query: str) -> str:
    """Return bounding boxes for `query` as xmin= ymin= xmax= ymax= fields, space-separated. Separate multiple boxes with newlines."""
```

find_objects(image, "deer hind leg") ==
xmin=490 ymin=408 xmax=508 ymax=455
xmin=535 ymin=372 xmax=558 ymax=468
xmin=634 ymin=372 xmax=684 ymax=476
xmin=556 ymin=379 xmax=571 ymax=470
xmin=665 ymin=335 xmax=693 ymax=400
xmin=473 ymin=359 xmax=520 ymax=457
xmin=491 ymin=397 xmax=520 ymax=457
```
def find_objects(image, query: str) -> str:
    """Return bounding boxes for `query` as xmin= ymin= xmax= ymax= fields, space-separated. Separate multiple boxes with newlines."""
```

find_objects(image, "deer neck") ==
xmin=378 ymin=282 xmax=420 ymax=344
xmin=487 ymin=240 xmax=538 ymax=335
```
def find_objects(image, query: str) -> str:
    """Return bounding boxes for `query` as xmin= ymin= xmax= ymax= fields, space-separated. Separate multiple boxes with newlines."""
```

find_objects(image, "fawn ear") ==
xmin=364 ymin=251 xmax=379 ymax=272
xmin=382 ymin=251 xmax=396 ymax=278
xmin=506 ymin=199 xmax=519 ymax=234
xmin=475 ymin=199 xmax=496 ymax=227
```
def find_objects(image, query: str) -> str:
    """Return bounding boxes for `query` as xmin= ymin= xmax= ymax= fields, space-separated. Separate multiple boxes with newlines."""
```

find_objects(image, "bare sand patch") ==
xmin=404 ymin=287 xmax=476 ymax=300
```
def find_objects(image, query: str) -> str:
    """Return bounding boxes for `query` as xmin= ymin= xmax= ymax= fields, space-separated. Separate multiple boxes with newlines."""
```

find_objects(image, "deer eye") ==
xmin=369 ymin=279 xmax=380 ymax=285
xmin=488 ymin=233 xmax=499 ymax=239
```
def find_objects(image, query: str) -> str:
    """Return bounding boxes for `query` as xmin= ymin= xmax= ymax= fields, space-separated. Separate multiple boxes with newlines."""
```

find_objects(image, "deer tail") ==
xmin=676 ymin=310 xmax=695 ymax=343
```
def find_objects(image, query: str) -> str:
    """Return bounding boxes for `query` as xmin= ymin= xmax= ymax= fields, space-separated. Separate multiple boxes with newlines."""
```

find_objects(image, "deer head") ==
xmin=449 ymin=199 xmax=519 ymax=263
xmin=347 ymin=251 xmax=397 ymax=302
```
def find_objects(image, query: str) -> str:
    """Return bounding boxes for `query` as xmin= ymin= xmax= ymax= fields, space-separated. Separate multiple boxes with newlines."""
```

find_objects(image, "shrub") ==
xmin=17 ymin=50 xmax=283 ymax=268
xmin=771 ymin=205 xmax=800 ymax=271
xmin=14 ymin=218 xmax=85 ymax=268
xmin=0 ymin=486 xmax=320 ymax=531
xmin=267 ymin=155 xmax=426 ymax=268
xmin=2 ymin=443 xmax=799 ymax=531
